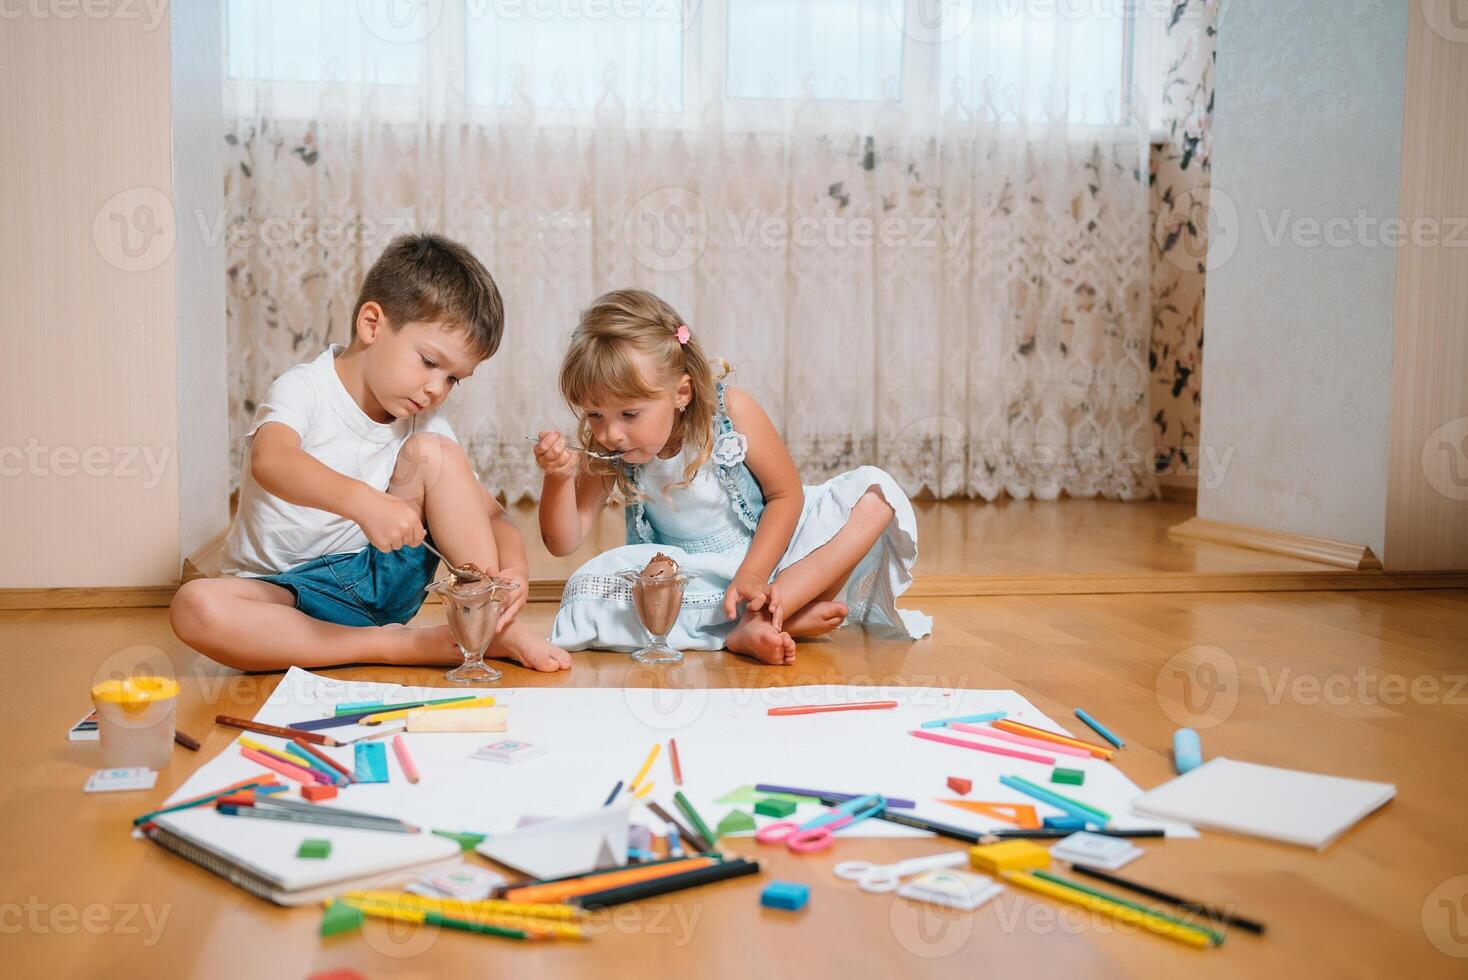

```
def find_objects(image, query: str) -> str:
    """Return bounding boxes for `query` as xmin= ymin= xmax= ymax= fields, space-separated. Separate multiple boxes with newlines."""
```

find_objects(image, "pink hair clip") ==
xmin=675 ymin=324 xmax=690 ymax=345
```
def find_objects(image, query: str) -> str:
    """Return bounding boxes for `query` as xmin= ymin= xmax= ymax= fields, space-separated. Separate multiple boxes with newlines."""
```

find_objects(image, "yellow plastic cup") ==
xmin=91 ymin=676 xmax=180 ymax=769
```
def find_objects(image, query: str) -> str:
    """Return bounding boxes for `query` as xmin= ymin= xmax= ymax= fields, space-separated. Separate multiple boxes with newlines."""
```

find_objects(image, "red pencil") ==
xmin=669 ymin=739 xmax=683 ymax=786
xmin=767 ymin=700 xmax=898 ymax=716
xmin=393 ymin=734 xmax=421 ymax=784
xmin=293 ymin=737 xmax=355 ymax=783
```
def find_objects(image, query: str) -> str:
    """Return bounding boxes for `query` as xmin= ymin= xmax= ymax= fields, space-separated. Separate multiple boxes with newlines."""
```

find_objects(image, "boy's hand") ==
xmin=495 ymin=566 xmax=529 ymax=634
xmin=532 ymin=430 xmax=578 ymax=480
xmin=723 ymin=573 xmax=783 ymax=632
xmin=352 ymin=489 xmax=427 ymax=552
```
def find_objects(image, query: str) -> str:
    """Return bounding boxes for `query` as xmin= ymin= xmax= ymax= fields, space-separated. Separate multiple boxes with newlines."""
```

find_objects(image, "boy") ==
xmin=171 ymin=234 xmax=571 ymax=673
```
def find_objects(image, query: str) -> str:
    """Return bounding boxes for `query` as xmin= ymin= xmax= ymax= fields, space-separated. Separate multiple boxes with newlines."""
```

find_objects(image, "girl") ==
xmin=534 ymin=289 xmax=931 ymax=665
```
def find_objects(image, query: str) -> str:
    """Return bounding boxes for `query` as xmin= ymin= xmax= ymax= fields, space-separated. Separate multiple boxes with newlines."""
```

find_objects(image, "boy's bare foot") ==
xmin=726 ymin=611 xmax=796 ymax=665
xmin=783 ymin=600 xmax=848 ymax=639
xmin=490 ymin=621 xmax=573 ymax=672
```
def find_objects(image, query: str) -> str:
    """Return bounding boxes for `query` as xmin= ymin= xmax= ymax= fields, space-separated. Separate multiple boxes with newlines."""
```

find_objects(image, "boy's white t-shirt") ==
xmin=222 ymin=345 xmax=461 ymax=578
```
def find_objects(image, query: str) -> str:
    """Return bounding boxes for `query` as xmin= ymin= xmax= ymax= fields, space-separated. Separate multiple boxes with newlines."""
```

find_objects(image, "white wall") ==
xmin=1197 ymin=0 xmax=1409 ymax=556
xmin=0 ymin=7 xmax=226 ymax=588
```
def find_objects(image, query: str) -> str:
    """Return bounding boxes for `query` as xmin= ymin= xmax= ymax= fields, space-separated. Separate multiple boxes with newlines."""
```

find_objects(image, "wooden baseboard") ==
xmin=1157 ymin=479 xmax=1198 ymax=505
xmin=1168 ymin=516 xmax=1384 ymax=570
xmin=0 ymin=586 xmax=181 ymax=610
xmin=8 ymin=569 xmax=1468 ymax=610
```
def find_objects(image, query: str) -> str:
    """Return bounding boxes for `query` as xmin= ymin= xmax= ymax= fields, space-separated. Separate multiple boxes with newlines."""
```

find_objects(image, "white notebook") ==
xmin=147 ymin=806 xmax=463 ymax=906
xmin=1132 ymin=758 xmax=1395 ymax=850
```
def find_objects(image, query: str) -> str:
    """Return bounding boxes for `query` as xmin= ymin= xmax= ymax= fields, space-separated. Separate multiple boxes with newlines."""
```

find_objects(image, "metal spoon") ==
xmin=421 ymin=541 xmax=482 ymax=582
xmin=523 ymin=434 xmax=626 ymax=461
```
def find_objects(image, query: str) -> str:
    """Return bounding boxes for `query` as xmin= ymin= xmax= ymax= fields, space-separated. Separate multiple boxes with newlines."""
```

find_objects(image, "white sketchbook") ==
xmin=1131 ymin=757 xmax=1395 ymax=850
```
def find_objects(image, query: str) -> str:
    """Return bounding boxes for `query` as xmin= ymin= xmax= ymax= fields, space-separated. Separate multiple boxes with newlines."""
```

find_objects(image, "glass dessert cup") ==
xmin=617 ymin=568 xmax=692 ymax=665
xmin=424 ymin=574 xmax=519 ymax=684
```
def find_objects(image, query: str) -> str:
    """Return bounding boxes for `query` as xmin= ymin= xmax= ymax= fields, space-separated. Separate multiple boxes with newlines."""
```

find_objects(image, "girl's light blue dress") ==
xmin=550 ymin=387 xmax=933 ymax=652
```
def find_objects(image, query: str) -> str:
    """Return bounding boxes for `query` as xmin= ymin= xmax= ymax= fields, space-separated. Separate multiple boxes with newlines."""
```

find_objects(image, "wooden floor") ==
xmin=5 ymin=588 xmax=1468 ymax=978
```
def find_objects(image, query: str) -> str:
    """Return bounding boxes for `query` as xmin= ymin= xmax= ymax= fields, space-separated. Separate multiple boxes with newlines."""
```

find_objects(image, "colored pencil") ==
xmin=505 ymin=857 xmax=716 ymax=904
xmin=289 ymin=702 xmax=438 ymax=731
xmin=283 ymin=742 xmax=349 ymax=785
xmin=217 ymin=803 xmax=418 ymax=834
xmin=633 ymin=781 xmax=654 ymax=799
xmin=1005 ymin=871 xmax=1217 ymax=948
xmin=919 ymin=710 xmax=1008 ymax=729
xmin=756 ymin=784 xmax=917 ymax=809
xmin=343 ymin=900 xmax=542 ymax=941
xmin=362 ymin=696 xmax=493 ymax=725
xmin=647 ymin=801 xmax=709 ymax=852
xmin=216 ymin=714 xmax=338 ymax=746
xmin=343 ymin=890 xmax=581 ymax=922
xmin=392 ymin=734 xmax=421 ymax=784
xmin=767 ymin=700 xmax=898 ymax=716
xmin=993 ymin=719 xmax=1113 ymax=759
xmin=809 ymin=797 xmax=1159 ymax=843
xmin=173 ymin=729 xmax=200 ymax=751
xmin=999 ymin=775 xmax=1111 ymax=824
xmin=949 ymin=723 xmax=1094 ymax=758
xmin=573 ymin=859 xmax=761 ymax=909
xmin=603 ymin=780 xmax=624 ymax=807
xmin=240 ymin=746 xmax=330 ymax=785
xmin=1074 ymin=707 xmax=1125 ymax=748
xmin=336 ymin=723 xmax=405 ymax=744
xmin=630 ymin=743 xmax=661 ymax=790
xmin=910 ymin=729 xmax=1056 ymax=765
xmin=510 ymin=853 xmax=702 ymax=890
xmin=1032 ymin=870 xmax=1225 ymax=944
xmin=669 ymin=738 xmax=683 ymax=785
xmin=238 ymin=737 xmax=335 ymax=783
xmin=252 ymin=795 xmax=408 ymax=823
xmin=292 ymin=738 xmax=355 ymax=783
xmin=673 ymin=791 xmax=716 ymax=849
xmin=1067 ymin=866 xmax=1265 ymax=935
xmin=131 ymin=777 xmax=277 ymax=826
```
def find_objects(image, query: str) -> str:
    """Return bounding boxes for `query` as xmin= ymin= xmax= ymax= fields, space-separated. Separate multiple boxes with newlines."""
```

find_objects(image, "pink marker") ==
xmin=950 ymin=723 xmax=1093 ymax=759
xmin=909 ymin=729 xmax=1056 ymax=765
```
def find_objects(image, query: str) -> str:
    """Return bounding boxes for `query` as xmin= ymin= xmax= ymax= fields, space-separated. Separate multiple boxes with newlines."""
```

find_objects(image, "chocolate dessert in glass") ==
xmin=617 ymin=553 xmax=692 ymax=665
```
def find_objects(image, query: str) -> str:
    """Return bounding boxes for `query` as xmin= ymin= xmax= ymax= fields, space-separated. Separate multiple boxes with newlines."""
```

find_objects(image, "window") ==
xmin=224 ymin=0 xmax=1148 ymax=129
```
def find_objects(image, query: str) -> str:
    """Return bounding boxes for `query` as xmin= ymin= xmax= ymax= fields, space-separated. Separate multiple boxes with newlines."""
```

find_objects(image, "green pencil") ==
xmin=673 ymin=791 xmax=718 ymax=848
xmin=1033 ymin=870 xmax=1224 ymax=945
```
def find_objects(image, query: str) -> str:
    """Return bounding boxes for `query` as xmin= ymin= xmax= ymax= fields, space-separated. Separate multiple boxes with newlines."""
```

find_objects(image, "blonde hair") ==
xmin=559 ymin=288 xmax=729 ymax=502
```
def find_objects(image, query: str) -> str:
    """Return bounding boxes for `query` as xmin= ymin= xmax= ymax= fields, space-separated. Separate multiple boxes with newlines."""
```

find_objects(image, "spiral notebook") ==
xmin=146 ymin=806 xmax=462 ymax=906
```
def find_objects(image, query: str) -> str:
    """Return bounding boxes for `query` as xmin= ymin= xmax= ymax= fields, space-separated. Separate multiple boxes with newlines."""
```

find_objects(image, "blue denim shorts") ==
xmin=260 ymin=540 xmax=441 ymax=628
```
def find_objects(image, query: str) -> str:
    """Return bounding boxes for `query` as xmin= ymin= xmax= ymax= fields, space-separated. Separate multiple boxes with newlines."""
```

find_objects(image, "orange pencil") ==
xmin=504 ymin=857 xmax=716 ymax=904
xmin=993 ymin=719 xmax=1113 ymax=759
xmin=669 ymin=739 xmax=683 ymax=786
xmin=393 ymin=734 xmax=421 ymax=784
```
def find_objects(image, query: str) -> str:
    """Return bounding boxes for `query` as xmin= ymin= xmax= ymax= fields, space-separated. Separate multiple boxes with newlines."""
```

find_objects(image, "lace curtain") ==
xmin=224 ymin=0 xmax=1157 ymax=503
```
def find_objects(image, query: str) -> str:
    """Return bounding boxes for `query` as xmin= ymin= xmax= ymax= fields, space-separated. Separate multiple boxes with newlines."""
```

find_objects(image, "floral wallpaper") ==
xmin=1150 ymin=0 xmax=1219 ymax=486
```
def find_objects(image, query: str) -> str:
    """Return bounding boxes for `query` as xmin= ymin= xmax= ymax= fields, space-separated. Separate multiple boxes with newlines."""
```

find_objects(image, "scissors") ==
xmin=833 ymin=851 xmax=970 ymax=893
xmin=755 ymin=794 xmax=886 ymax=853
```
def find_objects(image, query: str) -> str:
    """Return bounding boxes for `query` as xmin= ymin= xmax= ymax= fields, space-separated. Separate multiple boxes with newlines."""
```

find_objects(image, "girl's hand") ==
xmin=723 ymin=574 xmax=784 ymax=631
xmin=495 ymin=566 xmax=530 ymax=634
xmin=533 ymin=430 xmax=578 ymax=480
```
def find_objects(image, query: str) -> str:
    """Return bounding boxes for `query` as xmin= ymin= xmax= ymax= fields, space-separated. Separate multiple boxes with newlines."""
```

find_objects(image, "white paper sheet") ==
xmin=162 ymin=667 xmax=1194 ymax=841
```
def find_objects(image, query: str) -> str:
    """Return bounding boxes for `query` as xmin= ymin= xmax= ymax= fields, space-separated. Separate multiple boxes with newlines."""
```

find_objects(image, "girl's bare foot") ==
xmin=490 ymin=621 xmax=573 ymax=672
xmin=782 ymin=600 xmax=848 ymax=639
xmin=726 ymin=610 xmax=796 ymax=665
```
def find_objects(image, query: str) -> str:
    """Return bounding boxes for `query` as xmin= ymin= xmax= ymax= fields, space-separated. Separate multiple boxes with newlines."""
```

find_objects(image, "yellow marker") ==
xmin=1002 ymin=871 xmax=1216 ymax=949
xmin=362 ymin=696 xmax=496 ymax=726
xmin=633 ymin=781 xmax=654 ymax=799
xmin=342 ymin=890 xmax=581 ymax=922
xmin=237 ymin=736 xmax=307 ymax=768
xmin=342 ymin=897 xmax=584 ymax=940
xmin=629 ymin=743 xmax=661 ymax=791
